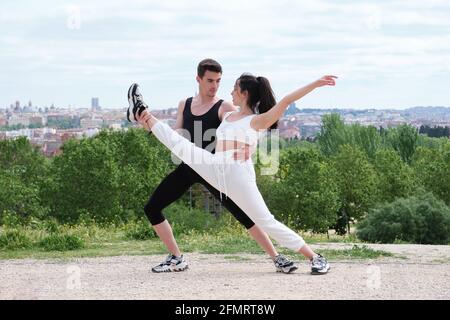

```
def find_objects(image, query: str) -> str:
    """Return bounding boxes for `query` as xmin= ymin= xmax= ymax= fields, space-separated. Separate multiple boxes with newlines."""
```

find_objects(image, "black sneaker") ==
xmin=127 ymin=83 xmax=149 ymax=122
xmin=310 ymin=253 xmax=330 ymax=275
xmin=273 ymin=254 xmax=298 ymax=274
xmin=151 ymin=254 xmax=189 ymax=273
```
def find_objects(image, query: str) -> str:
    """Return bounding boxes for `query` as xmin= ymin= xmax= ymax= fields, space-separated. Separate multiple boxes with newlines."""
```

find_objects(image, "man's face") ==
xmin=197 ymin=70 xmax=222 ymax=97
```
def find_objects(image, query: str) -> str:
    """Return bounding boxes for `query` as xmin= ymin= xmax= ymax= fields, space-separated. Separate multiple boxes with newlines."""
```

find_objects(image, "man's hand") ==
xmin=233 ymin=144 xmax=256 ymax=162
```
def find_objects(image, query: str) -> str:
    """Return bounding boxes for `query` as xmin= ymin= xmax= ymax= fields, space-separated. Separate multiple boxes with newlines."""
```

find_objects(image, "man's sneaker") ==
xmin=310 ymin=253 xmax=330 ymax=275
xmin=273 ymin=254 xmax=298 ymax=274
xmin=127 ymin=83 xmax=149 ymax=122
xmin=151 ymin=254 xmax=189 ymax=273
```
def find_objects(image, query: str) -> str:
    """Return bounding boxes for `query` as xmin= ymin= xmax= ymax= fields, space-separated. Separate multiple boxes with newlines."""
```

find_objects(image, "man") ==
xmin=135 ymin=59 xmax=297 ymax=273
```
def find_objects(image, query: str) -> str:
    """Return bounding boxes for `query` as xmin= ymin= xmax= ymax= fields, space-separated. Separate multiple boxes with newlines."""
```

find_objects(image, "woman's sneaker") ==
xmin=273 ymin=254 xmax=298 ymax=274
xmin=127 ymin=83 xmax=149 ymax=122
xmin=151 ymin=254 xmax=189 ymax=273
xmin=310 ymin=253 xmax=330 ymax=275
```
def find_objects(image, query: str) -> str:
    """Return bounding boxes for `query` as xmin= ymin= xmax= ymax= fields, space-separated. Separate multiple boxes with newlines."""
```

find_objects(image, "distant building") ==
xmin=280 ymin=126 xmax=301 ymax=139
xmin=0 ymin=115 xmax=6 ymax=127
xmin=14 ymin=101 xmax=21 ymax=112
xmin=80 ymin=117 xmax=103 ymax=129
xmin=91 ymin=97 xmax=100 ymax=111
xmin=47 ymin=114 xmax=71 ymax=122
xmin=284 ymin=102 xmax=301 ymax=116
xmin=29 ymin=116 xmax=44 ymax=126
xmin=8 ymin=114 xmax=30 ymax=126
xmin=42 ymin=140 xmax=62 ymax=157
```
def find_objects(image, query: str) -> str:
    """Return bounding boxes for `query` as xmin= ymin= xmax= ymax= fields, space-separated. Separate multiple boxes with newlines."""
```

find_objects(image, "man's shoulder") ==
xmin=219 ymin=100 xmax=237 ymax=112
xmin=178 ymin=98 xmax=192 ymax=110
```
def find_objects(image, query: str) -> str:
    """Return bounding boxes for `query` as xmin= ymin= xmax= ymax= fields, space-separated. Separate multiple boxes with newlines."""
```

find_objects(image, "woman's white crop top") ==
xmin=216 ymin=111 xmax=261 ymax=146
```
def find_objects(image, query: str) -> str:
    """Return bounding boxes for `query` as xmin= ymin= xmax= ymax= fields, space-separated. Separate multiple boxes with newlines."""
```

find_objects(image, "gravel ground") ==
xmin=1 ymin=243 xmax=449 ymax=300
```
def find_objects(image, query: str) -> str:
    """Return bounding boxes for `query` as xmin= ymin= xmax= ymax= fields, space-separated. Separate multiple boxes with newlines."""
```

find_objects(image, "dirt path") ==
xmin=1 ymin=243 xmax=449 ymax=300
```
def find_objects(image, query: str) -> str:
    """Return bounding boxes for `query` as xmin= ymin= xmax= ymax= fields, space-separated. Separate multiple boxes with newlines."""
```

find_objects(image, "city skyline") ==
xmin=1 ymin=0 xmax=450 ymax=110
xmin=2 ymin=98 xmax=450 ymax=112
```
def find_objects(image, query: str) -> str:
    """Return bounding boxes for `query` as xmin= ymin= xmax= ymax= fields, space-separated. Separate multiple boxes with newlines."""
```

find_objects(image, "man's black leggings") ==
xmin=144 ymin=163 xmax=256 ymax=229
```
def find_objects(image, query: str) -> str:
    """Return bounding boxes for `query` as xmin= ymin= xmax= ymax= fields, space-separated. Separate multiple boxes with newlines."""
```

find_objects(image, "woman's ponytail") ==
xmin=237 ymin=73 xmax=278 ymax=130
xmin=256 ymin=76 xmax=278 ymax=129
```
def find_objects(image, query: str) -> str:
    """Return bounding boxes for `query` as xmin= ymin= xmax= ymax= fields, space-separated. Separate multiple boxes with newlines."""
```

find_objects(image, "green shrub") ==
xmin=38 ymin=234 xmax=85 ymax=251
xmin=0 ymin=210 xmax=23 ymax=228
xmin=42 ymin=218 xmax=60 ymax=234
xmin=124 ymin=219 xmax=156 ymax=240
xmin=357 ymin=192 xmax=450 ymax=244
xmin=164 ymin=204 xmax=225 ymax=234
xmin=0 ymin=229 xmax=33 ymax=250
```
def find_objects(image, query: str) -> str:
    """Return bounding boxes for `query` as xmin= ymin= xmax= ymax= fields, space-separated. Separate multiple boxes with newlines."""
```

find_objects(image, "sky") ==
xmin=1 ymin=0 xmax=450 ymax=110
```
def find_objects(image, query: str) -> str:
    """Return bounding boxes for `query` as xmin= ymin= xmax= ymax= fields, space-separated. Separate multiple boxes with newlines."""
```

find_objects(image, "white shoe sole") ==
xmin=311 ymin=264 xmax=330 ymax=275
xmin=276 ymin=265 xmax=298 ymax=274
xmin=127 ymin=84 xmax=138 ymax=122
xmin=152 ymin=262 xmax=189 ymax=273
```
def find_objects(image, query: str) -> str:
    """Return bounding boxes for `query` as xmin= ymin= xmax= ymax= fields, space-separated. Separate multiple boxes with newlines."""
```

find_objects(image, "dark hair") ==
xmin=197 ymin=59 xmax=222 ymax=78
xmin=237 ymin=73 xmax=278 ymax=129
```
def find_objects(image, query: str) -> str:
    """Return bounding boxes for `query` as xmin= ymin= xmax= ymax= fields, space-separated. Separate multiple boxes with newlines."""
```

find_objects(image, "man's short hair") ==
xmin=197 ymin=59 xmax=222 ymax=78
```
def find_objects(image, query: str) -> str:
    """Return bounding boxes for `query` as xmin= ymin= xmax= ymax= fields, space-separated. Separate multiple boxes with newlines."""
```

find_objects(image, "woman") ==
xmin=129 ymin=73 xmax=337 ymax=274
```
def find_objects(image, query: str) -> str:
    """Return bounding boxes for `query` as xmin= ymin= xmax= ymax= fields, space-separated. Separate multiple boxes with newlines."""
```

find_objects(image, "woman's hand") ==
xmin=233 ymin=144 xmax=256 ymax=162
xmin=136 ymin=111 xmax=152 ymax=131
xmin=315 ymin=75 xmax=338 ymax=88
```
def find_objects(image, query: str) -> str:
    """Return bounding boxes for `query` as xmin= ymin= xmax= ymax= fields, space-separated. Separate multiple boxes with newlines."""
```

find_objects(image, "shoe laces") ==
xmin=161 ymin=254 xmax=176 ymax=265
xmin=312 ymin=254 xmax=326 ymax=267
xmin=133 ymin=88 xmax=147 ymax=109
xmin=275 ymin=255 xmax=290 ymax=266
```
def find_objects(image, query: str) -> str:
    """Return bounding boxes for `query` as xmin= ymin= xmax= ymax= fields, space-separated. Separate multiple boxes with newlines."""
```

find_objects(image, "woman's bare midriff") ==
xmin=215 ymin=140 xmax=250 ymax=152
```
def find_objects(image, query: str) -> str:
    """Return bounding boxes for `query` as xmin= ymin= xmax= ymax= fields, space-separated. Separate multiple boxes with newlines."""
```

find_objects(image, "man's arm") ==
xmin=174 ymin=99 xmax=186 ymax=133
xmin=218 ymin=100 xmax=238 ymax=121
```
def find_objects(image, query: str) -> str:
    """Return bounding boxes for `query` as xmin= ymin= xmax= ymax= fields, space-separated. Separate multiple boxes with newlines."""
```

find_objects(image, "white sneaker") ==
xmin=311 ymin=254 xmax=330 ymax=275
xmin=151 ymin=254 xmax=189 ymax=273
xmin=127 ymin=83 xmax=149 ymax=123
xmin=273 ymin=254 xmax=298 ymax=274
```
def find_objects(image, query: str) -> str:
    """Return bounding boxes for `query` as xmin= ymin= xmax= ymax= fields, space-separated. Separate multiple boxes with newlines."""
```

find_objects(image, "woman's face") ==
xmin=231 ymin=81 xmax=247 ymax=107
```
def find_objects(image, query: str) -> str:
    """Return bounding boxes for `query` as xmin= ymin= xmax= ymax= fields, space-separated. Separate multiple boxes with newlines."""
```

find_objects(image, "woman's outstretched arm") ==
xmin=251 ymin=75 xmax=337 ymax=131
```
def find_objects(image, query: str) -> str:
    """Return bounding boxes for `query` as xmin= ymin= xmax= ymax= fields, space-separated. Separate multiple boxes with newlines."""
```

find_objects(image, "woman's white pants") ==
xmin=152 ymin=121 xmax=305 ymax=251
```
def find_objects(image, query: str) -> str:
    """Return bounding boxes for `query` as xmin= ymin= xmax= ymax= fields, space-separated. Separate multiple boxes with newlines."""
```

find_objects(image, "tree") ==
xmin=0 ymin=137 xmax=50 ymax=223
xmin=95 ymin=128 xmax=174 ymax=218
xmin=384 ymin=124 xmax=418 ymax=164
xmin=257 ymin=147 xmax=340 ymax=233
xmin=0 ymin=137 xmax=49 ymax=185
xmin=317 ymin=113 xmax=382 ymax=159
xmin=357 ymin=191 xmax=450 ymax=244
xmin=329 ymin=144 xmax=379 ymax=235
xmin=372 ymin=148 xmax=418 ymax=203
xmin=47 ymin=128 xmax=175 ymax=223
xmin=50 ymin=137 xmax=122 ymax=223
xmin=347 ymin=124 xmax=382 ymax=159
xmin=0 ymin=169 xmax=49 ymax=223
xmin=316 ymin=113 xmax=348 ymax=157
xmin=412 ymin=142 xmax=450 ymax=206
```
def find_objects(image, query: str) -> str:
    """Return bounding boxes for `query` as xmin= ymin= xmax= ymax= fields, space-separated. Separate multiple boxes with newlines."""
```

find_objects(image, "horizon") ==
xmin=1 ymin=0 xmax=450 ymax=110
xmin=3 ymin=104 xmax=450 ymax=113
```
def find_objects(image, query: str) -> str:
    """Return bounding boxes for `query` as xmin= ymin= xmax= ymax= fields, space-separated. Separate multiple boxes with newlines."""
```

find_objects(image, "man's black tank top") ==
xmin=182 ymin=97 xmax=223 ymax=152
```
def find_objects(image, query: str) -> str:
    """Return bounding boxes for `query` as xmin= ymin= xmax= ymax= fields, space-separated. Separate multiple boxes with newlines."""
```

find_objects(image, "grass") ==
xmin=37 ymin=234 xmax=85 ymax=251
xmin=0 ymin=208 xmax=396 ymax=261
xmin=223 ymin=255 xmax=254 ymax=262
xmin=0 ymin=223 xmax=395 ymax=261
xmin=317 ymin=245 xmax=394 ymax=260
xmin=271 ymin=244 xmax=395 ymax=262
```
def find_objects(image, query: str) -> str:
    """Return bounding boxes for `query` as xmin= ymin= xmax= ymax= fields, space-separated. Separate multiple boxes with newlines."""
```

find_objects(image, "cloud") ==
xmin=0 ymin=0 xmax=449 ymax=108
